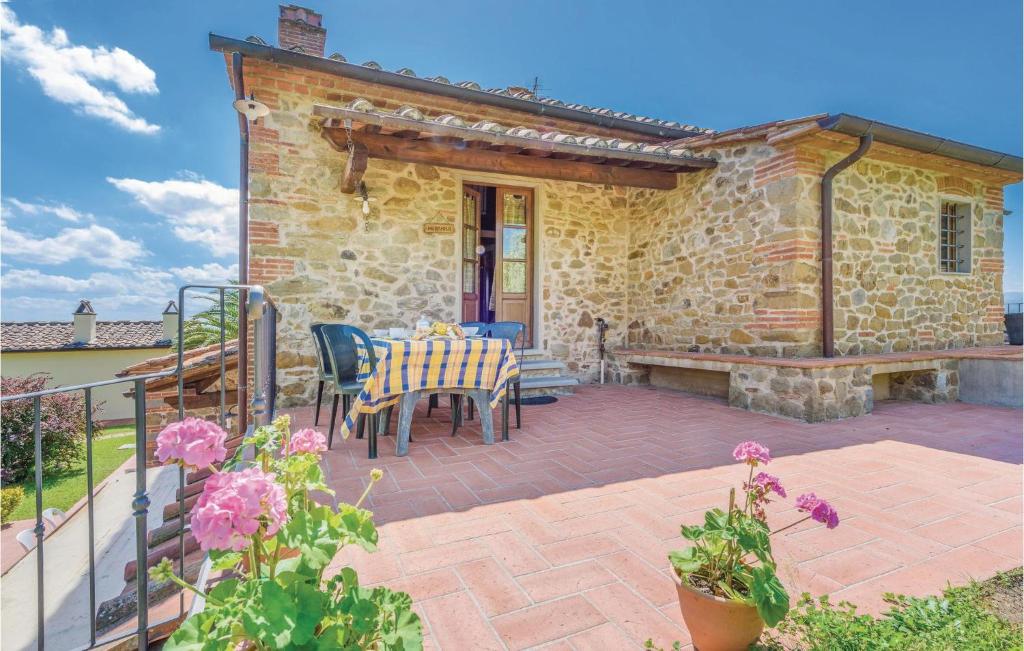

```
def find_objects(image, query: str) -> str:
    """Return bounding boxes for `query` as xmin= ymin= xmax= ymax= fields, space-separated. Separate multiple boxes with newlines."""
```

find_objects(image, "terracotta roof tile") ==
xmin=1 ymin=321 xmax=170 ymax=352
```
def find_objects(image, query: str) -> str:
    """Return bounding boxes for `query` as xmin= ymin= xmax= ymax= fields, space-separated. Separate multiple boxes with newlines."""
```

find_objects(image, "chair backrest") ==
xmin=310 ymin=323 xmax=332 ymax=375
xmin=485 ymin=321 xmax=526 ymax=357
xmin=320 ymin=324 xmax=376 ymax=387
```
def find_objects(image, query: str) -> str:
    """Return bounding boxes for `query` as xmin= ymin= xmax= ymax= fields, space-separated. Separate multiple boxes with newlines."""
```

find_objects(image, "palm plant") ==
xmin=176 ymin=289 xmax=240 ymax=351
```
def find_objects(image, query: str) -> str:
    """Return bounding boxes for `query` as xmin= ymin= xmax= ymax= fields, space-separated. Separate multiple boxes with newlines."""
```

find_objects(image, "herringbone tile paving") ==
xmin=284 ymin=385 xmax=1023 ymax=650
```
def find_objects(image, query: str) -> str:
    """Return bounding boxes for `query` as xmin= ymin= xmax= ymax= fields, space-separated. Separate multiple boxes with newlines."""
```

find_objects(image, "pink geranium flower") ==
xmin=795 ymin=492 xmax=840 ymax=529
xmin=753 ymin=472 xmax=787 ymax=498
xmin=191 ymin=468 xmax=289 ymax=551
xmin=155 ymin=418 xmax=228 ymax=469
xmin=733 ymin=441 xmax=771 ymax=466
xmin=287 ymin=428 xmax=327 ymax=455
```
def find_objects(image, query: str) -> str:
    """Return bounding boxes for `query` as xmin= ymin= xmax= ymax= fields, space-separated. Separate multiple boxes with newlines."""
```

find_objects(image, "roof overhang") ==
xmin=818 ymin=114 xmax=1023 ymax=175
xmin=209 ymin=33 xmax=705 ymax=140
xmin=313 ymin=104 xmax=716 ymax=191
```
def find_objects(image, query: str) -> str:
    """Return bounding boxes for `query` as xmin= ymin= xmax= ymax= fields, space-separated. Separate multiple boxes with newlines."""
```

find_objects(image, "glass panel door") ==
xmin=462 ymin=187 xmax=481 ymax=322
xmin=495 ymin=187 xmax=533 ymax=347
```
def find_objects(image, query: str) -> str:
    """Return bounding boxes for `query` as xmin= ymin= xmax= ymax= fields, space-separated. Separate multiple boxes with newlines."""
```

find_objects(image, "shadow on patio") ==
xmin=282 ymin=385 xmax=1023 ymax=650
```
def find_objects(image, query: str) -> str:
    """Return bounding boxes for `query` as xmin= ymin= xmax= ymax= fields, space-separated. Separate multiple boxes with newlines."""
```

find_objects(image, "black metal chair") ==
xmin=320 ymin=324 xmax=382 ymax=457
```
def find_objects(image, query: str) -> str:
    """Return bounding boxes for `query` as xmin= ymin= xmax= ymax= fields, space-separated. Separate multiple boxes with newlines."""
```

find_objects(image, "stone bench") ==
xmin=612 ymin=346 xmax=1021 ymax=422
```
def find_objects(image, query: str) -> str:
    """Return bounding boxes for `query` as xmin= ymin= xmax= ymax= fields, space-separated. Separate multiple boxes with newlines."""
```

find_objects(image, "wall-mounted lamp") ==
xmin=475 ymin=244 xmax=486 ymax=256
xmin=232 ymin=92 xmax=270 ymax=122
xmin=357 ymin=181 xmax=373 ymax=216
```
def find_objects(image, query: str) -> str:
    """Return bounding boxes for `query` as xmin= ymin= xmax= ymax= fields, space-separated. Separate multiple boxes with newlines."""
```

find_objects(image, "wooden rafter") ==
xmin=340 ymin=141 xmax=368 ymax=194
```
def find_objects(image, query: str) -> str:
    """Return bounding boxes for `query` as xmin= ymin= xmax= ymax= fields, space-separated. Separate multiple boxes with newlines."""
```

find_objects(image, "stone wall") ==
xmin=828 ymin=157 xmax=1005 ymax=353
xmin=625 ymin=143 xmax=823 ymax=357
xmin=728 ymin=364 xmax=873 ymax=422
xmin=888 ymin=361 xmax=959 ymax=403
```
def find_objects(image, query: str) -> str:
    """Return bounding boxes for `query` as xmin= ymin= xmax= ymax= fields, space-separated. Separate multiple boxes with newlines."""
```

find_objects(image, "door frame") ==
xmin=457 ymin=175 xmax=542 ymax=350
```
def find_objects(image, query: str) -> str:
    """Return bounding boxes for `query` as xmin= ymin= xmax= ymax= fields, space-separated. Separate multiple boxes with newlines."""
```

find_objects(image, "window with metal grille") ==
xmin=938 ymin=200 xmax=971 ymax=273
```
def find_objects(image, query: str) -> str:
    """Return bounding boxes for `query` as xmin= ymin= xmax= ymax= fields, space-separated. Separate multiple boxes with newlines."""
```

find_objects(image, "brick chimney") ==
xmin=73 ymin=299 xmax=96 ymax=344
xmin=278 ymin=5 xmax=326 ymax=57
xmin=162 ymin=300 xmax=179 ymax=343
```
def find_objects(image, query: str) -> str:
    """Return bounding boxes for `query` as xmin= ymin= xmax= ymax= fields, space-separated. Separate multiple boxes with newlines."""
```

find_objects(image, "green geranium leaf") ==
xmin=164 ymin=612 xmax=227 ymax=651
xmin=336 ymin=503 xmax=379 ymax=552
xmin=751 ymin=565 xmax=791 ymax=627
xmin=669 ymin=548 xmax=703 ymax=574
xmin=703 ymin=508 xmax=729 ymax=531
xmin=241 ymin=580 xmax=298 ymax=648
xmin=208 ymin=578 xmax=240 ymax=604
xmin=680 ymin=524 xmax=704 ymax=541
xmin=280 ymin=506 xmax=341 ymax=571
xmin=210 ymin=551 xmax=243 ymax=572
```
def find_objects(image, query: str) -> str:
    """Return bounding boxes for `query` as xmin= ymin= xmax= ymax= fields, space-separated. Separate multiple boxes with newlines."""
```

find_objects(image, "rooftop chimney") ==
xmin=73 ymin=300 xmax=96 ymax=344
xmin=278 ymin=5 xmax=326 ymax=57
xmin=162 ymin=300 xmax=179 ymax=343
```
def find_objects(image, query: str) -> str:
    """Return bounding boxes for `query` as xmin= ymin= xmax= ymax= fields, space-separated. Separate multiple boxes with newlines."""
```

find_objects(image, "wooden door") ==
xmin=461 ymin=187 xmax=482 ymax=322
xmin=495 ymin=186 xmax=534 ymax=346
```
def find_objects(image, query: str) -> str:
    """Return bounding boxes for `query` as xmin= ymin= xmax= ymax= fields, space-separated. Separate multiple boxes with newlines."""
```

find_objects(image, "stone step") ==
xmin=519 ymin=359 xmax=567 ymax=378
xmin=519 ymin=375 xmax=579 ymax=397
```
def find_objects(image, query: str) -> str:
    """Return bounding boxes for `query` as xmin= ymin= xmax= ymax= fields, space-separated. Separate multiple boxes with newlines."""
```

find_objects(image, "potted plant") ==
xmin=668 ymin=441 xmax=839 ymax=651
xmin=149 ymin=415 xmax=423 ymax=650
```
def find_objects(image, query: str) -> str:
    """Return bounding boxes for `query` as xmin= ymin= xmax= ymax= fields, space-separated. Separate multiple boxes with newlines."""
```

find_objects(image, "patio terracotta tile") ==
xmin=566 ymin=622 xmax=641 ymax=650
xmin=516 ymin=561 xmax=616 ymax=603
xmin=419 ymin=590 xmax=504 ymax=651
xmin=598 ymin=550 xmax=677 ymax=607
xmin=800 ymin=546 xmax=903 ymax=587
xmin=456 ymin=557 xmax=532 ymax=617
xmin=585 ymin=582 xmax=689 ymax=648
xmin=287 ymin=385 xmax=1021 ymax=649
xmin=491 ymin=595 xmax=606 ymax=650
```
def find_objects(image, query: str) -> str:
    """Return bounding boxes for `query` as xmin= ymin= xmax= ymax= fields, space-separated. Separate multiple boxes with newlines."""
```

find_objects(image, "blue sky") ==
xmin=2 ymin=0 xmax=1021 ymax=321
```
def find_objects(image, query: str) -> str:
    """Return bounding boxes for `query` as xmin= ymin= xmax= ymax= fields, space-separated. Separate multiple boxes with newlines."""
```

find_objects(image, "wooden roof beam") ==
xmin=323 ymin=130 xmax=680 ymax=190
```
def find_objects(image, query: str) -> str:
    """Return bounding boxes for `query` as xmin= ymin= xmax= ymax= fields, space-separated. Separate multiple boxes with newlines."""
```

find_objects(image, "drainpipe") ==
xmin=820 ymin=134 xmax=873 ymax=358
xmin=233 ymin=51 xmax=250 ymax=433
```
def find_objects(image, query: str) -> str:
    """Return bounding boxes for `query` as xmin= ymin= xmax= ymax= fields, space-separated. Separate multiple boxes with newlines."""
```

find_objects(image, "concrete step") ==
xmin=519 ymin=375 xmax=579 ymax=397
xmin=519 ymin=359 xmax=567 ymax=378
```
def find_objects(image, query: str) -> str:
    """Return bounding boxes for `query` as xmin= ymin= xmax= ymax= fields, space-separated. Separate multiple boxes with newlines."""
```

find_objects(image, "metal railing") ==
xmin=0 ymin=284 xmax=277 ymax=650
xmin=1006 ymin=302 xmax=1023 ymax=315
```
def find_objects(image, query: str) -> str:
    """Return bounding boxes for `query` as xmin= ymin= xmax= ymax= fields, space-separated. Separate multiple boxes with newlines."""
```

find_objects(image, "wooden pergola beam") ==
xmin=323 ymin=130 xmax=680 ymax=190
xmin=340 ymin=141 xmax=368 ymax=194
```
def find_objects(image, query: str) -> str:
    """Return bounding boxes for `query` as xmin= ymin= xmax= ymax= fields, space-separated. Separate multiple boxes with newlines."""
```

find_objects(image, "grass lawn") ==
xmin=6 ymin=426 xmax=138 ymax=522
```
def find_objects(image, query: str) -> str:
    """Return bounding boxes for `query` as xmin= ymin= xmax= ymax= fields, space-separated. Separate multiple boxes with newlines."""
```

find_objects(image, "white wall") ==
xmin=1 ymin=348 xmax=168 ymax=421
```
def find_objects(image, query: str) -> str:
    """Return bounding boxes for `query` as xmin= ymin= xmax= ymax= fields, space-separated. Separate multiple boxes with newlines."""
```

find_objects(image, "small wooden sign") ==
xmin=423 ymin=222 xmax=455 ymax=234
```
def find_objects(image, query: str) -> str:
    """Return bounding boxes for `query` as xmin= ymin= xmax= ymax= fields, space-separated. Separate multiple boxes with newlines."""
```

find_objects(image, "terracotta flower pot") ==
xmin=671 ymin=568 xmax=764 ymax=651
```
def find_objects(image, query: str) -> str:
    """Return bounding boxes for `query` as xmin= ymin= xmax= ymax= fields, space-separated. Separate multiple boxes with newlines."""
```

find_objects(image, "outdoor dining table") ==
xmin=338 ymin=336 xmax=520 ymax=457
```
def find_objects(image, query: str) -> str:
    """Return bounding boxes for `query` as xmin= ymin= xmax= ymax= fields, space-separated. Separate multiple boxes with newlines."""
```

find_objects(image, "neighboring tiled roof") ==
xmin=242 ymin=35 xmax=714 ymax=136
xmin=318 ymin=98 xmax=715 ymax=168
xmin=1 ymin=321 xmax=170 ymax=352
xmin=119 ymin=339 xmax=238 ymax=391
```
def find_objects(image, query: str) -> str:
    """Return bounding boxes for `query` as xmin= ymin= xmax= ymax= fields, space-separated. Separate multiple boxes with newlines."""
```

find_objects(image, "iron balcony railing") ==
xmin=0 ymin=284 xmax=277 ymax=650
xmin=1006 ymin=302 xmax=1023 ymax=315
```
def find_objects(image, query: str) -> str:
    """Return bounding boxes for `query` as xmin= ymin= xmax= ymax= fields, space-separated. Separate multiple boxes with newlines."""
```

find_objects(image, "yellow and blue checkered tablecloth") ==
xmin=339 ymin=337 xmax=519 ymax=439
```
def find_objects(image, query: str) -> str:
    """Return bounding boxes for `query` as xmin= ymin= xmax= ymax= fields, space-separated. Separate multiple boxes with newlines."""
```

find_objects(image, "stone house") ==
xmin=209 ymin=5 xmax=1021 ymax=420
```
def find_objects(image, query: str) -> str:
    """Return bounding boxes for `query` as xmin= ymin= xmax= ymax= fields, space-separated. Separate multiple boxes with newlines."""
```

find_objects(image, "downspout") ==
xmin=820 ymin=134 xmax=873 ymax=357
xmin=232 ymin=51 xmax=250 ymax=433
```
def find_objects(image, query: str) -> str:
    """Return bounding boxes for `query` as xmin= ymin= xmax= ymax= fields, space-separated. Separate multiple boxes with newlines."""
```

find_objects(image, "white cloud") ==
xmin=170 ymin=262 xmax=239 ymax=285
xmin=2 ymin=267 xmax=174 ymax=318
xmin=107 ymin=176 xmax=238 ymax=257
xmin=1 ymin=221 xmax=148 ymax=268
xmin=0 ymin=5 xmax=160 ymax=134
xmin=6 ymin=198 xmax=92 ymax=222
